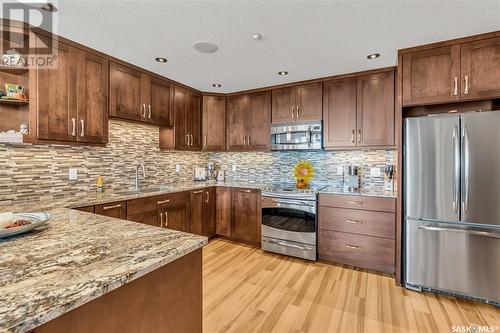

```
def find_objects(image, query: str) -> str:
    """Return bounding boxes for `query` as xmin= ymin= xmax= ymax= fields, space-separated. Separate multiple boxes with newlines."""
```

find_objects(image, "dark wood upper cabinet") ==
xmin=231 ymin=188 xmax=261 ymax=245
xmin=36 ymin=37 xmax=77 ymax=142
xmin=189 ymin=92 xmax=203 ymax=151
xmin=356 ymin=71 xmax=395 ymax=146
xmin=460 ymin=37 xmax=500 ymax=100
xmin=202 ymin=95 xmax=226 ymax=151
xmin=323 ymin=78 xmax=357 ymax=148
xmin=323 ymin=70 xmax=395 ymax=149
xmin=247 ymin=91 xmax=271 ymax=150
xmin=272 ymin=83 xmax=322 ymax=124
xmin=226 ymin=94 xmax=249 ymax=150
xmin=95 ymin=201 xmax=126 ymax=219
xmin=150 ymin=77 xmax=173 ymax=126
xmin=174 ymin=86 xmax=189 ymax=150
xmin=109 ymin=62 xmax=143 ymax=121
xmin=76 ymin=50 xmax=109 ymax=144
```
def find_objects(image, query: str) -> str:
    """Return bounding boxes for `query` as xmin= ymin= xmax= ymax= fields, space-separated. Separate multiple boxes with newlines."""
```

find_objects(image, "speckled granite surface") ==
xmin=0 ymin=208 xmax=207 ymax=333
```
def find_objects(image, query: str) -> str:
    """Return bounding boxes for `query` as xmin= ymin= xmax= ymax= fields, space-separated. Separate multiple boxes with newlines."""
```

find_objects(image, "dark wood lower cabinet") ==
xmin=75 ymin=205 xmax=95 ymax=213
xmin=205 ymin=187 xmax=216 ymax=238
xmin=189 ymin=187 xmax=216 ymax=238
xmin=230 ymin=188 xmax=261 ymax=245
xmin=95 ymin=201 xmax=126 ymax=219
xmin=216 ymin=187 xmax=231 ymax=237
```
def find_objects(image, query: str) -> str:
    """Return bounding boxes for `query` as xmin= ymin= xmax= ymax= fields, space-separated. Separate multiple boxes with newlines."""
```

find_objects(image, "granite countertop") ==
xmin=0 ymin=208 xmax=207 ymax=333
xmin=319 ymin=186 xmax=397 ymax=198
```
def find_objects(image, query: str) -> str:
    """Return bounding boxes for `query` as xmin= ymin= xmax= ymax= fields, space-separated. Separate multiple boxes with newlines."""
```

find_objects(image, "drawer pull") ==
xmin=159 ymin=212 xmax=164 ymax=227
xmin=346 ymin=219 xmax=362 ymax=224
xmin=102 ymin=204 xmax=121 ymax=210
xmin=165 ymin=211 xmax=168 ymax=227
xmin=157 ymin=199 xmax=171 ymax=205
xmin=193 ymin=190 xmax=203 ymax=194
xmin=346 ymin=244 xmax=362 ymax=250
xmin=346 ymin=200 xmax=363 ymax=205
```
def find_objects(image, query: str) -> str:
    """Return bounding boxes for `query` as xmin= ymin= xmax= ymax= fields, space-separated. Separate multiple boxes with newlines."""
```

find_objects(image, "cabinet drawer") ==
xmin=319 ymin=194 xmax=395 ymax=212
xmin=127 ymin=191 xmax=190 ymax=215
xmin=319 ymin=230 xmax=395 ymax=273
xmin=319 ymin=207 xmax=395 ymax=239
xmin=95 ymin=201 xmax=127 ymax=219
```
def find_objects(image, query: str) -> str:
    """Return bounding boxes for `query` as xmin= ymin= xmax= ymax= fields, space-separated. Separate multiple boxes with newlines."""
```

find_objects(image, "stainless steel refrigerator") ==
xmin=405 ymin=111 xmax=500 ymax=305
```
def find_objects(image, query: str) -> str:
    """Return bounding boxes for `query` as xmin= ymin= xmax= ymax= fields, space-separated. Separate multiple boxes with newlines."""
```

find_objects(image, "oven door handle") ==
xmin=263 ymin=239 xmax=314 ymax=251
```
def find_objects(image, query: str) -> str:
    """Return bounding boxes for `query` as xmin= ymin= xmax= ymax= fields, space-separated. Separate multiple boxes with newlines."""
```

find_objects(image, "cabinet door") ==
xmin=164 ymin=205 xmax=188 ymax=232
xmin=356 ymin=71 xmax=395 ymax=147
xmin=272 ymin=87 xmax=295 ymax=124
xmin=202 ymin=95 xmax=226 ymax=151
xmin=150 ymin=78 xmax=173 ymax=126
xmin=189 ymin=189 xmax=205 ymax=236
xmin=461 ymin=37 xmax=500 ymax=100
xmin=188 ymin=92 xmax=203 ymax=151
xmin=140 ymin=74 xmax=151 ymax=121
xmin=205 ymin=187 xmax=217 ymax=238
xmin=323 ymin=78 xmax=357 ymax=149
xmin=216 ymin=187 xmax=231 ymax=237
xmin=226 ymin=94 xmax=248 ymax=150
xmin=95 ymin=201 xmax=127 ymax=219
xmin=76 ymin=50 xmax=108 ymax=143
xmin=247 ymin=91 xmax=271 ymax=150
xmin=109 ymin=62 xmax=143 ymax=121
xmin=231 ymin=188 xmax=261 ymax=244
xmin=36 ymin=36 xmax=77 ymax=141
xmin=174 ymin=86 xmax=188 ymax=149
xmin=295 ymin=82 xmax=322 ymax=121
xmin=402 ymin=45 xmax=460 ymax=106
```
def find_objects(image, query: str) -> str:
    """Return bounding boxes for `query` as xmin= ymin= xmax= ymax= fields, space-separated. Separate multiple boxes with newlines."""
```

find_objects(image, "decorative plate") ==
xmin=0 ymin=212 xmax=51 ymax=239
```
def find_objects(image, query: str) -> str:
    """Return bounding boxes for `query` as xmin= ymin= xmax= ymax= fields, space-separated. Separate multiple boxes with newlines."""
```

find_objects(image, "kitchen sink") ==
xmin=116 ymin=185 xmax=173 ymax=196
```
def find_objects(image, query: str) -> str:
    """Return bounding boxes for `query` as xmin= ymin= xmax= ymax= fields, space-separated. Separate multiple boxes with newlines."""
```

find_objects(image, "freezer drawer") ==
xmin=405 ymin=219 xmax=500 ymax=304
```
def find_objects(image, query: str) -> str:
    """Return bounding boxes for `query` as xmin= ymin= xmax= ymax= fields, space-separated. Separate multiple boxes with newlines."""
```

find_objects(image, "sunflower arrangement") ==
xmin=293 ymin=160 xmax=315 ymax=189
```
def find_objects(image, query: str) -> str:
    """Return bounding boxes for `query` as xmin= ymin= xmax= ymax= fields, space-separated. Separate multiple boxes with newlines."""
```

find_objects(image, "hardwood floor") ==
xmin=203 ymin=238 xmax=499 ymax=333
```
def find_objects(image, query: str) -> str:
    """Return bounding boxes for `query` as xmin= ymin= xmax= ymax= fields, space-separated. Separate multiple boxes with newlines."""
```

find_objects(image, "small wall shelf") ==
xmin=0 ymin=65 xmax=29 ymax=75
xmin=0 ymin=99 xmax=29 ymax=106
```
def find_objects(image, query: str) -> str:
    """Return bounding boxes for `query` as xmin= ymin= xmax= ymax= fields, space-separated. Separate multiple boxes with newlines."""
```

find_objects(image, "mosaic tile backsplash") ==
xmin=0 ymin=119 xmax=396 ymax=203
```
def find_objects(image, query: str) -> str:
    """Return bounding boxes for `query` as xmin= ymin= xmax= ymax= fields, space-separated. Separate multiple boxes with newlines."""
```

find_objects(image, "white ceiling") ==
xmin=4 ymin=0 xmax=500 ymax=93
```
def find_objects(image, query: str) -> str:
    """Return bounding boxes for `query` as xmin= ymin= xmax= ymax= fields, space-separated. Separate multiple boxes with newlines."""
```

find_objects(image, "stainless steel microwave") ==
xmin=270 ymin=121 xmax=322 ymax=150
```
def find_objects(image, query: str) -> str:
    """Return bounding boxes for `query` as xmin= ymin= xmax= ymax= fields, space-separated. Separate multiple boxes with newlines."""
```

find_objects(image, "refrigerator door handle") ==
xmin=452 ymin=125 xmax=460 ymax=213
xmin=462 ymin=125 xmax=470 ymax=215
xmin=418 ymin=225 xmax=500 ymax=239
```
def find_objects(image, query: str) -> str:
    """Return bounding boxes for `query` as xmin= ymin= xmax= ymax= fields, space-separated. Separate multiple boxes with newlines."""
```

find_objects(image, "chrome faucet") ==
xmin=135 ymin=163 xmax=146 ymax=190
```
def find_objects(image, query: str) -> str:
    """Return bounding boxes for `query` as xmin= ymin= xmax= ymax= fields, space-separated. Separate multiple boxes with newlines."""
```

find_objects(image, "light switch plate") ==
xmin=337 ymin=166 xmax=343 ymax=175
xmin=175 ymin=165 xmax=181 ymax=172
xmin=370 ymin=167 xmax=382 ymax=177
xmin=232 ymin=165 xmax=237 ymax=172
xmin=68 ymin=168 xmax=78 ymax=181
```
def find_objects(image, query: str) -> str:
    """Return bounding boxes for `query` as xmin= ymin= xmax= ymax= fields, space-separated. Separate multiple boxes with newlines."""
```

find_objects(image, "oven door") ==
xmin=261 ymin=196 xmax=316 ymax=245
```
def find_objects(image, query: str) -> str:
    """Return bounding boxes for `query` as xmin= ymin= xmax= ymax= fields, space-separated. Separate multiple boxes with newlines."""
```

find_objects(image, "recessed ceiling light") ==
xmin=212 ymin=84 xmax=222 ymax=88
xmin=252 ymin=33 xmax=262 ymax=40
xmin=278 ymin=71 xmax=288 ymax=76
xmin=155 ymin=57 xmax=167 ymax=63
xmin=193 ymin=41 xmax=218 ymax=54
xmin=41 ymin=3 xmax=57 ymax=12
xmin=367 ymin=53 xmax=380 ymax=59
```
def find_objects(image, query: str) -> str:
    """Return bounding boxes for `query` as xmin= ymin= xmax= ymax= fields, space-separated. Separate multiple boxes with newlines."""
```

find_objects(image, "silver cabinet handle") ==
xmin=80 ymin=119 xmax=85 ymax=137
xmin=462 ymin=125 xmax=470 ymax=215
xmin=71 ymin=118 xmax=76 ymax=136
xmin=240 ymin=189 xmax=251 ymax=193
xmin=193 ymin=190 xmax=203 ymax=194
xmin=291 ymin=106 xmax=295 ymax=119
xmin=205 ymin=191 xmax=209 ymax=203
xmin=248 ymin=136 xmax=251 ymax=146
xmin=190 ymin=134 xmax=194 ymax=146
xmin=203 ymin=135 xmax=207 ymax=147
xmin=148 ymin=105 xmax=151 ymax=119
xmin=102 ymin=203 xmax=122 ymax=211
xmin=418 ymin=226 xmax=500 ymax=239
xmin=346 ymin=219 xmax=362 ymax=224
xmin=243 ymin=136 xmax=246 ymax=147
xmin=452 ymin=125 xmax=460 ymax=213
xmin=453 ymin=77 xmax=458 ymax=96
xmin=185 ymin=134 xmax=189 ymax=146
xmin=157 ymin=199 xmax=171 ymax=205
xmin=141 ymin=104 xmax=146 ymax=118
xmin=346 ymin=244 xmax=362 ymax=250
xmin=351 ymin=129 xmax=355 ymax=143
xmin=357 ymin=129 xmax=362 ymax=143
xmin=296 ymin=106 xmax=300 ymax=119
xmin=159 ymin=212 xmax=164 ymax=227
xmin=464 ymin=75 xmax=469 ymax=95
xmin=346 ymin=200 xmax=363 ymax=205
xmin=165 ymin=211 xmax=168 ymax=227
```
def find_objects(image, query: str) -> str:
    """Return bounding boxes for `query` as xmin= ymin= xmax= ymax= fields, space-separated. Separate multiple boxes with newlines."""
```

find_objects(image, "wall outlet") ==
xmin=68 ymin=168 xmax=78 ymax=181
xmin=337 ymin=166 xmax=343 ymax=175
xmin=370 ymin=167 xmax=382 ymax=177
xmin=175 ymin=165 xmax=181 ymax=172
xmin=231 ymin=165 xmax=237 ymax=172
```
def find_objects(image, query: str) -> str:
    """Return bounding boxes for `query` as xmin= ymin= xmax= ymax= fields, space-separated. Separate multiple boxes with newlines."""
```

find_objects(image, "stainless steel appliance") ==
xmin=404 ymin=111 xmax=500 ymax=305
xmin=270 ymin=121 xmax=322 ymax=150
xmin=261 ymin=184 xmax=323 ymax=260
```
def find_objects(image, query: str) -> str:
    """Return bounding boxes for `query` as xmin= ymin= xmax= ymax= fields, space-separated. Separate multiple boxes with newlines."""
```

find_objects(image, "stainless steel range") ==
xmin=261 ymin=184 xmax=324 ymax=261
